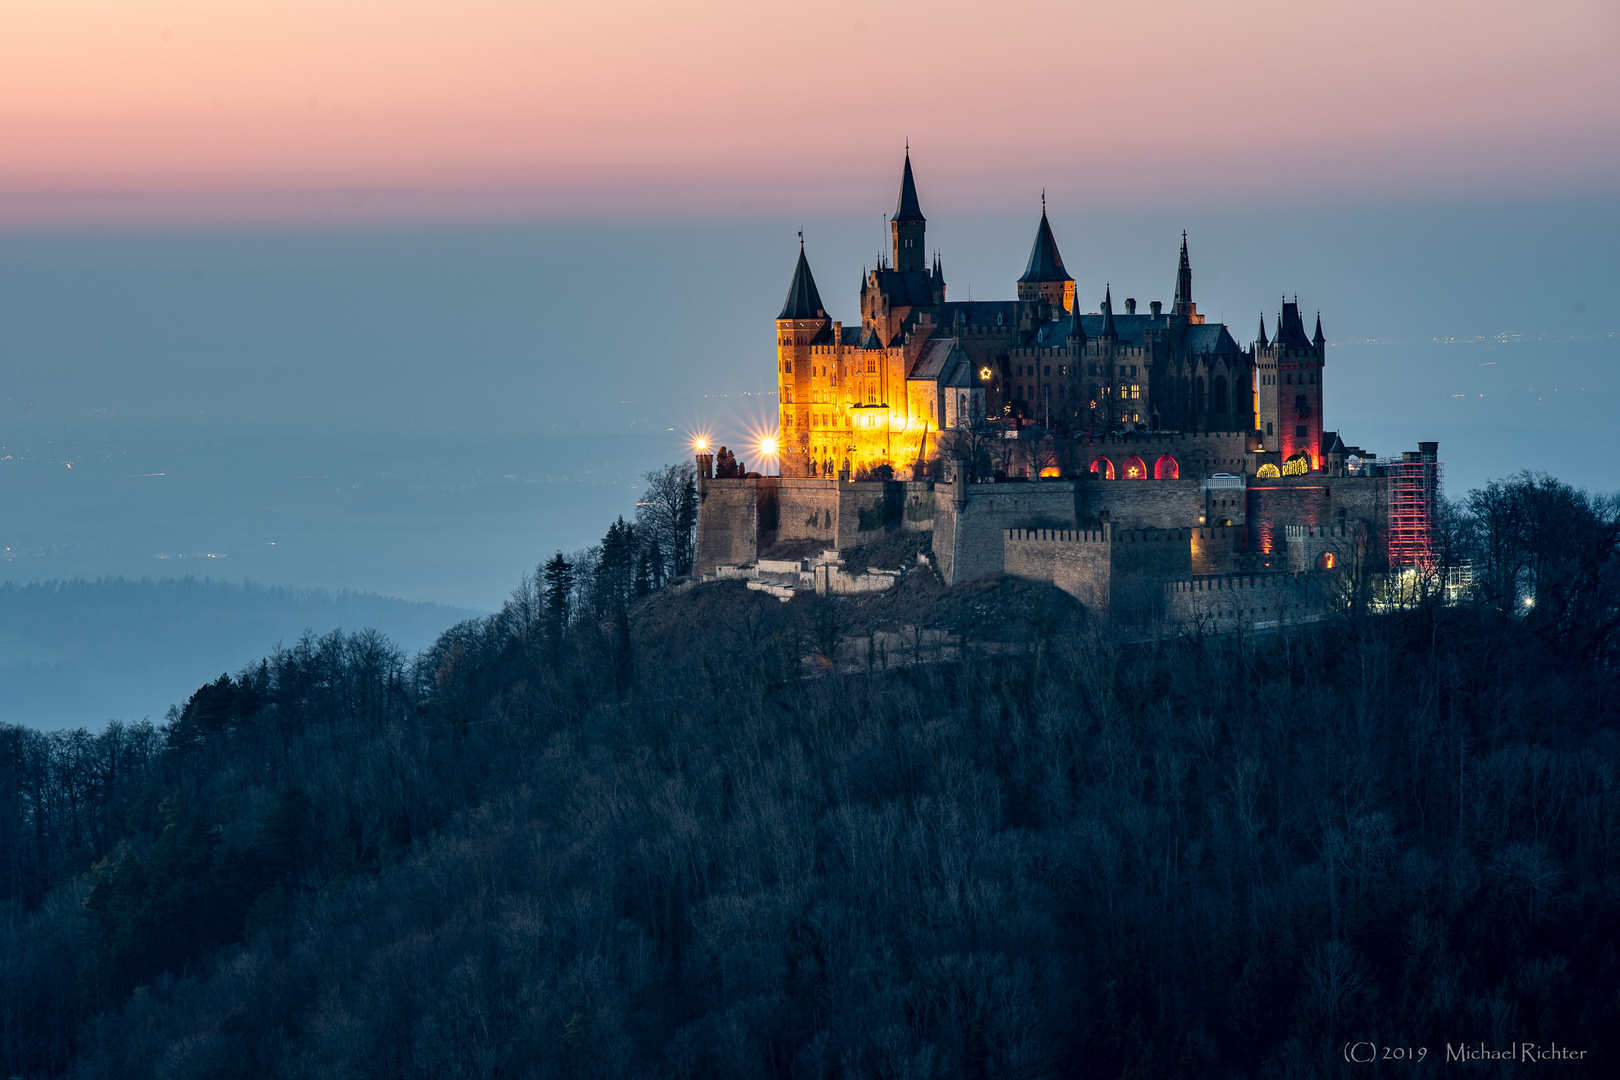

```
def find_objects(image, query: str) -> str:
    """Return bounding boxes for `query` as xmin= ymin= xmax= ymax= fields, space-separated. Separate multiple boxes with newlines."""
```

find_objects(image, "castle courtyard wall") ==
xmin=935 ymin=480 xmax=1083 ymax=584
xmin=695 ymin=478 xmax=764 ymax=574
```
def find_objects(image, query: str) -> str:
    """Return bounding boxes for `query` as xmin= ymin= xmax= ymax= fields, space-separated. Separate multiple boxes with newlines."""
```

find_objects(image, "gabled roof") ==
xmin=893 ymin=152 xmax=925 ymax=223
xmin=869 ymin=268 xmax=937 ymax=307
xmin=1182 ymin=323 xmax=1241 ymax=355
xmin=777 ymin=246 xmax=826 ymax=320
xmin=1018 ymin=212 xmax=1073 ymax=283
xmin=861 ymin=326 xmax=885 ymax=349
xmin=907 ymin=338 xmax=956 ymax=381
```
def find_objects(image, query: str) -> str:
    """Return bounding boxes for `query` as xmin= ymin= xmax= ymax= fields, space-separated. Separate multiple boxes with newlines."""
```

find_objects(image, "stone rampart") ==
xmin=1165 ymin=571 xmax=1331 ymax=633
xmin=1003 ymin=525 xmax=1192 ymax=620
xmin=935 ymin=479 xmax=1083 ymax=584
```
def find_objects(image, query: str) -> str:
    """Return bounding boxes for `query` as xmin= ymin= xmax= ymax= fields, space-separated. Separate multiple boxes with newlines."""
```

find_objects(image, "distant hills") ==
xmin=0 ymin=577 xmax=480 ymax=728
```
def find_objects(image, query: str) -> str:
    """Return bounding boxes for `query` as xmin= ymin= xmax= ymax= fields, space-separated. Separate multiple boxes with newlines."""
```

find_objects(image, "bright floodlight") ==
xmin=693 ymin=437 xmax=708 ymax=451
xmin=760 ymin=437 xmax=778 ymax=456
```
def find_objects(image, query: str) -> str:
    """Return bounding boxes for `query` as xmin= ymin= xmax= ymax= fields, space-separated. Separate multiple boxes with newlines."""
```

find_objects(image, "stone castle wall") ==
xmin=1165 ymin=571 xmax=1332 ymax=632
xmin=1003 ymin=525 xmax=1191 ymax=619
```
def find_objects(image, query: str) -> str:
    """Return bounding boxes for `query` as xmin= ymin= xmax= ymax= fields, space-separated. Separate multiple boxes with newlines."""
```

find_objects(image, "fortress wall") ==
xmin=695 ymin=478 xmax=762 ymax=574
xmin=1284 ymin=523 xmax=1362 ymax=572
xmin=1004 ymin=528 xmax=1112 ymax=611
xmin=773 ymin=478 xmax=840 ymax=545
xmin=1247 ymin=475 xmax=1377 ymax=556
xmin=1108 ymin=527 xmax=1194 ymax=621
xmin=1165 ymin=571 xmax=1328 ymax=633
xmin=1004 ymin=526 xmax=1190 ymax=619
xmin=902 ymin=481 xmax=935 ymax=533
xmin=1191 ymin=526 xmax=1245 ymax=576
xmin=1078 ymin=431 xmax=1257 ymax=479
xmin=837 ymin=480 xmax=905 ymax=547
xmin=1080 ymin=478 xmax=1202 ymax=529
xmin=938 ymin=482 xmax=1082 ymax=584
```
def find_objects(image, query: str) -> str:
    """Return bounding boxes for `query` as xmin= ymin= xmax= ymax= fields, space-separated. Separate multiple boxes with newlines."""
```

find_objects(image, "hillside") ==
xmin=1 ymin=472 xmax=1617 ymax=1078
xmin=0 ymin=577 xmax=480 ymax=728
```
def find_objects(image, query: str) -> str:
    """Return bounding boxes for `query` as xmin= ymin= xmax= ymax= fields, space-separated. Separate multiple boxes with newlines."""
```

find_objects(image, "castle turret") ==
xmin=776 ymin=239 xmax=831 ymax=474
xmin=1257 ymin=299 xmax=1325 ymax=468
xmin=1099 ymin=284 xmax=1118 ymax=339
xmin=1016 ymin=194 xmax=1075 ymax=311
xmin=890 ymin=150 xmax=926 ymax=273
xmin=1256 ymin=313 xmax=1269 ymax=347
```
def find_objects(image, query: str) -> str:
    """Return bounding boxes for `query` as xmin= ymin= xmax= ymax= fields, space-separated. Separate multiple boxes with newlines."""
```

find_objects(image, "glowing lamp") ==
xmin=760 ymin=437 xmax=778 ymax=456
xmin=693 ymin=437 xmax=708 ymax=451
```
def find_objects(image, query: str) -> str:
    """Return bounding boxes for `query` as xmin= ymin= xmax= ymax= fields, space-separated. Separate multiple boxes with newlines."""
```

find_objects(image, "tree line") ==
xmin=0 ymin=468 xmax=1614 ymax=1078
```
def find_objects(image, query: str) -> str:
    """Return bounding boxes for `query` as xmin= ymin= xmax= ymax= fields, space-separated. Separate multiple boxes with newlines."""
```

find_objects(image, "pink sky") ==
xmin=1 ymin=0 xmax=1616 ymax=223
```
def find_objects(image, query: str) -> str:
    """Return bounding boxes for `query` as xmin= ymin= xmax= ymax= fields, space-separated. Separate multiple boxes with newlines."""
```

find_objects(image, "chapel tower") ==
xmin=1016 ymin=196 xmax=1076 ymax=312
xmin=890 ymin=151 xmax=926 ymax=272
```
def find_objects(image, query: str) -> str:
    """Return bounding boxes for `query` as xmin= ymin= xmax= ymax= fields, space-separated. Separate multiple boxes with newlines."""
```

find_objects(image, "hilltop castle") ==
xmin=696 ymin=152 xmax=1441 ymax=628
xmin=776 ymin=150 xmax=1327 ymax=480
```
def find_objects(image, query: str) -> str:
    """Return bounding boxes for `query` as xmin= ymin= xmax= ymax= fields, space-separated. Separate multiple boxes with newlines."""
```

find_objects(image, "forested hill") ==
xmin=0 ymin=576 xmax=480 ymax=728
xmin=2 ymin=471 xmax=1618 ymax=1078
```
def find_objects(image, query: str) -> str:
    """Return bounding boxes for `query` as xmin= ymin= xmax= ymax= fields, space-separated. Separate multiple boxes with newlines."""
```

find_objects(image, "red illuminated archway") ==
xmin=1123 ymin=456 xmax=1147 ymax=479
xmin=1317 ymin=551 xmax=1337 ymax=570
xmin=1154 ymin=454 xmax=1179 ymax=480
xmin=1089 ymin=457 xmax=1116 ymax=480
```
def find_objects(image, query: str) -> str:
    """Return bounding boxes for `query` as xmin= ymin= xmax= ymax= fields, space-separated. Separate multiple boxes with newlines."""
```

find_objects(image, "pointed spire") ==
xmin=893 ymin=149 xmax=924 ymax=223
xmin=1018 ymin=206 xmax=1073 ymax=284
xmin=1313 ymin=312 xmax=1325 ymax=346
xmin=1172 ymin=230 xmax=1194 ymax=317
xmin=1100 ymin=285 xmax=1117 ymax=338
xmin=1257 ymin=313 xmax=1269 ymax=347
xmin=777 ymin=244 xmax=825 ymax=320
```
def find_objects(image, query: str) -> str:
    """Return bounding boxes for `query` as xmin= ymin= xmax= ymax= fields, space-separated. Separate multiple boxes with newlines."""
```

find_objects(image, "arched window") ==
xmin=1317 ymin=551 xmax=1337 ymax=570
xmin=1123 ymin=456 xmax=1147 ymax=479
xmin=1089 ymin=457 xmax=1116 ymax=480
xmin=1039 ymin=466 xmax=1061 ymax=478
xmin=1282 ymin=453 xmax=1310 ymax=477
xmin=1154 ymin=454 xmax=1179 ymax=479
xmin=1256 ymin=463 xmax=1281 ymax=479
xmin=1214 ymin=376 xmax=1228 ymax=413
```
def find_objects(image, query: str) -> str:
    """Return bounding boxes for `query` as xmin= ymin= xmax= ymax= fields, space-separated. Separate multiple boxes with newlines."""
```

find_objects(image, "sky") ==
xmin=1 ymin=1 xmax=1617 ymax=223
xmin=0 ymin=1 xmax=1617 ymax=725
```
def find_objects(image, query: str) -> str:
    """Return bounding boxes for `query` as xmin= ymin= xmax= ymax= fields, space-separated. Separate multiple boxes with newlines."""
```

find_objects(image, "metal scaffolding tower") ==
xmin=1383 ymin=443 xmax=1441 ymax=569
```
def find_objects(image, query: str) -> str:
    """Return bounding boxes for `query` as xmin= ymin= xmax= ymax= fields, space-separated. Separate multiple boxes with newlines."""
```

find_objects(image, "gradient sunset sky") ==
xmin=2 ymin=0 xmax=1617 ymax=223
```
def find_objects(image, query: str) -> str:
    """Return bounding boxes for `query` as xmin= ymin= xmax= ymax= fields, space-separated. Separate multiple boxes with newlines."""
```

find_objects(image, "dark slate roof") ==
xmin=861 ymin=326 xmax=885 ymax=349
xmin=1018 ymin=212 xmax=1072 ymax=283
xmin=870 ymin=268 xmax=936 ymax=307
xmin=1276 ymin=301 xmax=1313 ymax=350
xmin=778 ymin=247 xmax=826 ymax=320
xmin=893 ymin=153 xmax=925 ymax=222
xmin=1313 ymin=313 xmax=1326 ymax=345
xmin=1069 ymin=313 xmax=1241 ymax=355
xmin=907 ymin=338 xmax=956 ymax=381
xmin=1182 ymin=323 xmax=1242 ymax=355
xmin=1322 ymin=431 xmax=1347 ymax=455
xmin=1079 ymin=312 xmax=1163 ymax=346
xmin=936 ymin=301 xmax=1018 ymax=327
xmin=840 ymin=325 xmax=865 ymax=346
xmin=1256 ymin=313 xmax=1269 ymax=346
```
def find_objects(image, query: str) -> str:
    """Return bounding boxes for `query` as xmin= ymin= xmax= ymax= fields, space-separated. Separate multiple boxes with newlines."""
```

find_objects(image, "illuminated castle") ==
xmin=776 ymin=150 xmax=1327 ymax=479
xmin=696 ymin=151 xmax=1442 ymax=626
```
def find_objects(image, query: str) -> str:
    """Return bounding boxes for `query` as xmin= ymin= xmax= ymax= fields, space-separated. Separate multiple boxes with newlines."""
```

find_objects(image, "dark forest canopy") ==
xmin=2 ymin=469 xmax=1617 ymax=1079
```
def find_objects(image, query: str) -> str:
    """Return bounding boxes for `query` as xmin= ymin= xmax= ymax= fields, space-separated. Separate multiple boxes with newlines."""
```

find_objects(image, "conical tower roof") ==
xmin=1313 ymin=313 xmax=1325 ymax=346
xmin=1018 ymin=208 xmax=1072 ymax=283
xmin=893 ymin=151 xmax=925 ymax=223
xmin=1099 ymin=285 xmax=1117 ymax=337
xmin=1257 ymin=313 xmax=1269 ymax=347
xmin=777 ymin=243 xmax=826 ymax=320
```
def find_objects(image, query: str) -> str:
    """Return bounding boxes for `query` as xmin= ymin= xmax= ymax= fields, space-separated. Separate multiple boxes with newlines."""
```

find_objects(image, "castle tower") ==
xmin=1171 ymin=232 xmax=1203 ymax=324
xmin=1256 ymin=299 xmax=1325 ymax=466
xmin=890 ymin=150 xmax=926 ymax=273
xmin=776 ymin=240 xmax=831 ymax=474
xmin=1016 ymin=195 xmax=1076 ymax=311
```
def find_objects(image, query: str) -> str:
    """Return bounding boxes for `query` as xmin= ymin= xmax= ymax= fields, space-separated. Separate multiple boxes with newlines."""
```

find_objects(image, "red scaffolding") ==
xmin=1383 ymin=447 xmax=1441 ymax=569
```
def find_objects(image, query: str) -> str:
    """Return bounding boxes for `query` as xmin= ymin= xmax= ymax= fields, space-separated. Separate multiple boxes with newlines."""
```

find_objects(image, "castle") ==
xmin=696 ymin=152 xmax=1441 ymax=628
